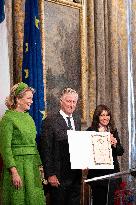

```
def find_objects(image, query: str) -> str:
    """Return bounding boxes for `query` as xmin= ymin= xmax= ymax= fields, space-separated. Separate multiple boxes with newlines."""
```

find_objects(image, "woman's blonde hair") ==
xmin=5 ymin=82 xmax=35 ymax=110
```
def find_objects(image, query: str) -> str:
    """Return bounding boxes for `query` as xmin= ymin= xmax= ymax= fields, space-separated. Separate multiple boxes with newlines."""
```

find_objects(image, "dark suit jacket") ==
xmin=39 ymin=112 xmax=82 ymax=183
xmin=87 ymin=127 xmax=124 ymax=180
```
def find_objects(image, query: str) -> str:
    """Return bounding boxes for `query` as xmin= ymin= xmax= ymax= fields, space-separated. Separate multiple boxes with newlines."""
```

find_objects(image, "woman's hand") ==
xmin=10 ymin=167 xmax=22 ymax=189
xmin=110 ymin=134 xmax=117 ymax=147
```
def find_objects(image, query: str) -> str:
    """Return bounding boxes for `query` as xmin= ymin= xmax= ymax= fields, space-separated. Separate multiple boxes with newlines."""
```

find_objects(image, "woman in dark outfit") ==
xmin=87 ymin=104 xmax=124 ymax=205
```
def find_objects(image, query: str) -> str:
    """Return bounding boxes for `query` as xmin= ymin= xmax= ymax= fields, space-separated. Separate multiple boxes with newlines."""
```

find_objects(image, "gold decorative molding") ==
xmin=79 ymin=1 xmax=88 ymax=123
xmin=47 ymin=0 xmax=82 ymax=8
xmin=39 ymin=0 xmax=46 ymax=103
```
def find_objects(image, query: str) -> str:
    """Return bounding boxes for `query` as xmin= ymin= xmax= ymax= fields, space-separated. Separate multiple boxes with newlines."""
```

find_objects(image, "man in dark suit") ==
xmin=39 ymin=88 xmax=82 ymax=205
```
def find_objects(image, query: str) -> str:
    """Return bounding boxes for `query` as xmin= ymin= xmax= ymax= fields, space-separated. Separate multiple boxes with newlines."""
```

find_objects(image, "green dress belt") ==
xmin=12 ymin=145 xmax=37 ymax=155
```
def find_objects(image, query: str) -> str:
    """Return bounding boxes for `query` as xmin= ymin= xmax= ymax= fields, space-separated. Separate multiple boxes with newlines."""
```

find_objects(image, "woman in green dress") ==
xmin=0 ymin=82 xmax=45 ymax=205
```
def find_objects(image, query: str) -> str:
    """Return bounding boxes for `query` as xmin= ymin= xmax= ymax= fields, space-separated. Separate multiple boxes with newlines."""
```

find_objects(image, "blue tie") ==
xmin=67 ymin=117 xmax=73 ymax=130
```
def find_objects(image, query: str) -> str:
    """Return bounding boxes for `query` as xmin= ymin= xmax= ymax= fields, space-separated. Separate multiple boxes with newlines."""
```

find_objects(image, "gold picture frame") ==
xmin=39 ymin=0 xmax=88 ymax=123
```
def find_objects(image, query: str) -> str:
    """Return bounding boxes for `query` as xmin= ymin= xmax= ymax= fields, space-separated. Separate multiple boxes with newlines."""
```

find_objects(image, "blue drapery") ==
xmin=0 ymin=0 xmax=5 ymax=23
xmin=22 ymin=0 xmax=45 ymax=143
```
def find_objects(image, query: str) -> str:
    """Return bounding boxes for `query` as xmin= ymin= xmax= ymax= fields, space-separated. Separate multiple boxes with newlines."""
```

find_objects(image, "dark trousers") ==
xmin=91 ymin=185 xmax=108 ymax=205
xmin=49 ymin=179 xmax=81 ymax=205
xmin=90 ymin=179 xmax=120 ymax=205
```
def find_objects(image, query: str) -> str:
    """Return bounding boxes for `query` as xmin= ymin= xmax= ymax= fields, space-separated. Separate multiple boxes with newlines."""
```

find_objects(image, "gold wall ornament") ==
xmin=39 ymin=0 xmax=47 ymax=103
xmin=13 ymin=0 xmax=25 ymax=83
xmin=46 ymin=0 xmax=82 ymax=8
xmin=40 ymin=0 xmax=88 ymax=123
xmin=79 ymin=0 xmax=88 ymax=123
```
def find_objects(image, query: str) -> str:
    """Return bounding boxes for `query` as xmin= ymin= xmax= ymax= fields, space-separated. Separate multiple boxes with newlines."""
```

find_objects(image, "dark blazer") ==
xmin=39 ymin=112 xmax=82 ymax=183
xmin=87 ymin=127 xmax=124 ymax=179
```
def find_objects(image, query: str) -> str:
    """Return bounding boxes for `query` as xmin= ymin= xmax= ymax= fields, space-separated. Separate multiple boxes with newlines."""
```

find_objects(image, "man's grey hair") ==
xmin=60 ymin=88 xmax=78 ymax=99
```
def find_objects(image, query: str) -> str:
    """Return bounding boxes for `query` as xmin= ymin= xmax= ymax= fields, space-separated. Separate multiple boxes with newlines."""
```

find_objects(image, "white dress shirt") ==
xmin=60 ymin=110 xmax=75 ymax=130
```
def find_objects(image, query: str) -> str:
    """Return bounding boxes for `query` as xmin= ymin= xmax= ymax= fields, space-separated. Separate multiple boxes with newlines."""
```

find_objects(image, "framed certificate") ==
xmin=67 ymin=130 xmax=114 ymax=169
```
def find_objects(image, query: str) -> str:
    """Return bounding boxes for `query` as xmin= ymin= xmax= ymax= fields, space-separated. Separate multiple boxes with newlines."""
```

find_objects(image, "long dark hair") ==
xmin=91 ymin=104 xmax=116 ymax=133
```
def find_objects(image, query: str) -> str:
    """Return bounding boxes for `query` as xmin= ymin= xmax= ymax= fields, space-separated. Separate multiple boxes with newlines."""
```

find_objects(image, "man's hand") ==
xmin=48 ymin=175 xmax=60 ymax=187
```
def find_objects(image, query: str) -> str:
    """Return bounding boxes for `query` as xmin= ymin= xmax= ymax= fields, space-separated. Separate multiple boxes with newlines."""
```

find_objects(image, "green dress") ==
xmin=0 ymin=110 xmax=45 ymax=205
